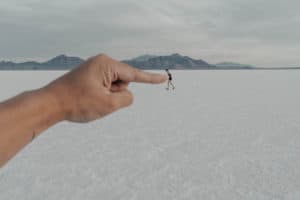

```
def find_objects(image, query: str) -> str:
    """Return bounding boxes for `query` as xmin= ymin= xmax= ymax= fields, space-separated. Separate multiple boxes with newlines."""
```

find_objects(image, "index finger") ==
xmin=116 ymin=62 xmax=168 ymax=84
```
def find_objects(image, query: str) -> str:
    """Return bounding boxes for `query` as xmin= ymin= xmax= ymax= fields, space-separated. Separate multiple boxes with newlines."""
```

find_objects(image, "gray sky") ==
xmin=0 ymin=0 xmax=300 ymax=67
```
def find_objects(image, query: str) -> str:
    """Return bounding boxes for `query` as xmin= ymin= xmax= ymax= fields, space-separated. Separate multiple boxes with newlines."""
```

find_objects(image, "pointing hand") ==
xmin=45 ymin=54 xmax=168 ymax=122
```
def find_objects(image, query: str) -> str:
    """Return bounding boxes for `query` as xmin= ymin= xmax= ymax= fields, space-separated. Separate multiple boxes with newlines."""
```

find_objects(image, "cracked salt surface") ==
xmin=1 ymin=70 xmax=300 ymax=199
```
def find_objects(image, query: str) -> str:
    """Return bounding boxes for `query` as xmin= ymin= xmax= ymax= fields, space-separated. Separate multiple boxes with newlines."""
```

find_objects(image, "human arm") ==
xmin=0 ymin=54 xmax=167 ymax=167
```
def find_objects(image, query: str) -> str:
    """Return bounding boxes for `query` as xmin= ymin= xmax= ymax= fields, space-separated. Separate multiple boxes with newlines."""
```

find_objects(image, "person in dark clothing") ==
xmin=165 ymin=69 xmax=175 ymax=90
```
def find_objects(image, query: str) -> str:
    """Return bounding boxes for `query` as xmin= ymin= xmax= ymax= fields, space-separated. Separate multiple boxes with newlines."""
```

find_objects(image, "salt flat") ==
xmin=0 ymin=70 xmax=300 ymax=200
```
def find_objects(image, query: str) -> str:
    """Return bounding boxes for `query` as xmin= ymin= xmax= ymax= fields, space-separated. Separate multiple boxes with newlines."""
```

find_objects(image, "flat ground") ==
xmin=1 ymin=70 xmax=300 ymax=200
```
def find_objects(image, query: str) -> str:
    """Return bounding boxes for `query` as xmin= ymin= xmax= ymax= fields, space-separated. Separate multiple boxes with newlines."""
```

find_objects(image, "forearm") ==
xmin=0 ymin=88 xmax=64 ymax=167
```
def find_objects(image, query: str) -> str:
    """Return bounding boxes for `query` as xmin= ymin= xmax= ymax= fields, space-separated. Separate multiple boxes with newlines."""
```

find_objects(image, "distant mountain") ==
xmin=5 ymin=53 xmax=293 ymax=70
xmin=130 ymin=55 xmax=157 ymax=62
xmin=44 ymin=55 xmax=84 ymax=69
xmin=215 ymin=62 xmax=254 ymax=69
xmin=123 ymin=53 xmax=214 ymax=69
xmin=0 ymin=55 xmax=84 ymax=70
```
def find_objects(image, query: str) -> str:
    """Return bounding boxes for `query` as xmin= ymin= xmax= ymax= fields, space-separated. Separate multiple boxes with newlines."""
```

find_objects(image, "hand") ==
xmin=0 ymin=54 xmax=167 ymax=167
xmin=45 ymin=54 xmax=167 ymax=122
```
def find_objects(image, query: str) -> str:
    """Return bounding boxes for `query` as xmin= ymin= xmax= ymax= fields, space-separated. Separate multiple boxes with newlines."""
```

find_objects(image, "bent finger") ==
xmin=108 ymin=89 xmax=134 ymax=111
xmin=110 ymin=81 xmax=129 ymax=92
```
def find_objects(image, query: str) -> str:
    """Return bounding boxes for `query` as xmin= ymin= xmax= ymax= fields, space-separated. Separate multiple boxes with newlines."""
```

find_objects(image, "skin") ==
xmin=0 ymin=54 xmax=168 ymax=167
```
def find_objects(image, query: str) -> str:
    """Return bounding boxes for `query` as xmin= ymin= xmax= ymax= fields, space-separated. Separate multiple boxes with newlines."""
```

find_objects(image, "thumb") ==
xmin=108 ymin=89 xmax=134 ymax=111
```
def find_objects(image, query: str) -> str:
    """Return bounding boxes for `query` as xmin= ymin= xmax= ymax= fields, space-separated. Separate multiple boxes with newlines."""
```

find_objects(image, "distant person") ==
xmin=165 ymin=69 xmax=175 ymax=90
xmin=0 ymin=54 xmax=168 ymax=167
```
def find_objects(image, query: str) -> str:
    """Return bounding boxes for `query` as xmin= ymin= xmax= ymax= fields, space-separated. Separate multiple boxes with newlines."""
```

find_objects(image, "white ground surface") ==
xmin=0 ymin=70 xmax=300 ymax=200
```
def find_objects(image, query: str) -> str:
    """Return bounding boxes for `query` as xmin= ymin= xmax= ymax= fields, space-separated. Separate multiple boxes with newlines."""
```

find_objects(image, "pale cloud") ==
xmin=0 ymin=0 xmax=299 ymax=67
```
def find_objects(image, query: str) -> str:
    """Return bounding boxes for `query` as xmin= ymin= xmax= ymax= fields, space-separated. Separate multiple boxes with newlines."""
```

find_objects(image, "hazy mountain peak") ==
xmin=170 ymin=53 xmax=182 ymax=57
xmin=45 ymin=54 xmax=84 ymax=67
xmin=131 ymin=55 xmax=157 ymax=62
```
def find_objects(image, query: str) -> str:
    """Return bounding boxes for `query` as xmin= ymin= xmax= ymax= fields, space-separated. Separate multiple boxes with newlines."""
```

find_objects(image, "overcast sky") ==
xmin=0 ymin=0 xmax=300 ymax=67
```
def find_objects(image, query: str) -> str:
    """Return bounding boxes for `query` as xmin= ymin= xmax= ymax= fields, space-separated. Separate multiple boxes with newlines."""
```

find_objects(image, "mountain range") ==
xmin=123 ymin=53 xmax=216 ymax=69
xmin=0 ymin=55 xmax=84 ymax=70
xmin=0 ymin=53 xmax=297 ymax=70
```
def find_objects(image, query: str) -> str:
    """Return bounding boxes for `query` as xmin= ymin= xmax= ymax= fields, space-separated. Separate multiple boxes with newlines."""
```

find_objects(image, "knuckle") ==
xmin=96 ymin=54 xmax=109 ymax=60
xmin=125 ymin=90 xmax=134 ymax=106
xmin=93 ymin=54 xmax=110 ymax=63
xmin=109 ymin=97 xmax=119 ymax=110
xmin=128 ymin=94 xmax=134 ymax=105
